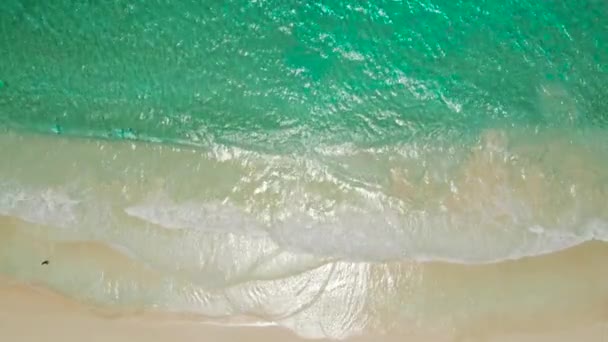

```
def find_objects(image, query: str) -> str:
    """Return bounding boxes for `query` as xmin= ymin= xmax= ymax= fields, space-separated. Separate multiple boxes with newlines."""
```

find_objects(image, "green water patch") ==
xmin=0 ymin=0 xmax=606 ymax=150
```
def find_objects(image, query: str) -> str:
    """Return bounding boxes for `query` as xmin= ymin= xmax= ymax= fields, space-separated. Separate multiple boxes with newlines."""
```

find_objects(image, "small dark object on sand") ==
xmin=41 ymin=260 xmax=49 ymax=265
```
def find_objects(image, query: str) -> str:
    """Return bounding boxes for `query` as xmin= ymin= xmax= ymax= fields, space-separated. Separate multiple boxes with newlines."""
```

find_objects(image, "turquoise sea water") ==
xmin=1 ymin=1 xmax=608 ymax=339
xmin=1 ymin=0 xmax=607 ymax=146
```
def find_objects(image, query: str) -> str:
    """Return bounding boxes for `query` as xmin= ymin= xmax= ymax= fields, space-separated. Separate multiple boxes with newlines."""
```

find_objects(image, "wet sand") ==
xmin=1 ymin=272 xmax=608 ymax=342
xmin=3 ymin=214 xmax=608 ymax=341
xmin=0 ymin=277 xmax=433 ymax=342
xmin=2 ymin=131 xmax=608 ymax=341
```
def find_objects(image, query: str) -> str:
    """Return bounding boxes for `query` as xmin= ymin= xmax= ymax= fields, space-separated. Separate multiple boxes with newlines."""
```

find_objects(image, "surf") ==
xmin=1 ymin=128 xmax=607 ymax=266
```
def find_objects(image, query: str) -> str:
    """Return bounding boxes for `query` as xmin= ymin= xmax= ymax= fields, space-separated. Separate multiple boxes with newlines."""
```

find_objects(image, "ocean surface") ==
xmin=1 ymin=0 xmax=608 ymax=339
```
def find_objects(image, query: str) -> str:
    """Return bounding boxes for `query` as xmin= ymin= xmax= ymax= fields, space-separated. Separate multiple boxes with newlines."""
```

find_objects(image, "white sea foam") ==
xmin=1 ymin=180 xmax=606 ymax=265
xmin=125 ymin=200 xmax=268 ymax=236
xmin=0 ymin=182 xmax=80 ymax=229
xmin=0 ymin=130 xmax=607 ymax=266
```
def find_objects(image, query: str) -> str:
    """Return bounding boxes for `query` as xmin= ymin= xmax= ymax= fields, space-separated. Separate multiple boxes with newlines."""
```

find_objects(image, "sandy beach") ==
xmin=0 ymin=276 xmax=440 ymax=342
xmin=2 ymin=212 xmax=608 ymax=341
xmin=0 ymin=277 xmax=308 ymax=342
xmin=1 ymin=133 xmax=608 ymax=341
xmin=1 ymin=273 xmax=608 ymax=342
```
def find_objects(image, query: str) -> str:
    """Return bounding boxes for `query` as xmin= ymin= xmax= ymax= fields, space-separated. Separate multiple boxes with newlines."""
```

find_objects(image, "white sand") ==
xmin=1 ymin=277 xmax=608 ymax=342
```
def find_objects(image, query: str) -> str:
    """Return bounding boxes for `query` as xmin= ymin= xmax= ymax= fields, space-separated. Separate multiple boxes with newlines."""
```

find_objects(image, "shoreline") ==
xmin=0 ymin=276 xmax=453 ymax=342
xmin=1 ymin=131 xmax=608 ymax=341
xmin=0 ymin=276 xmax=311 ymax=342
xmin=1 ymin=276 xmax=608 ymax=342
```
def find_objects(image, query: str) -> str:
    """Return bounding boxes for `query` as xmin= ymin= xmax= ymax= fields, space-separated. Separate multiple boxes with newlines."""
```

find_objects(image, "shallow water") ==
xmin=0 ymin=131 xmax=608 ymax=338
xmin=2 ymin=130 xmax=608 ymax=263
